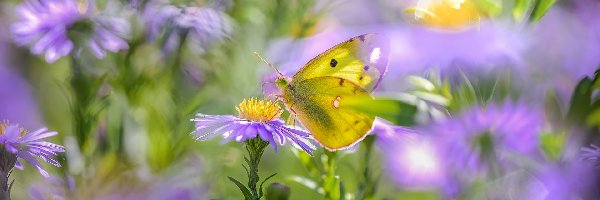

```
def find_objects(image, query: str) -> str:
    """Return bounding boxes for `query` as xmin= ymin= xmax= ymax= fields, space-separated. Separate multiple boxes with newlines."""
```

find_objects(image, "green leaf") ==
xmin=259 ymin=173 xmax=278 ymax=198
xmin=566 ymin=77 xmax=593 ymax=124
xmin=544 ymin=90 xmax=563 ymax=126
xmin=473 ymin=0 xmax=502 ymax=16
xmin=344 ymin=97 xmax=417 ymax=126
xmin=585 ymin=101 xmax=600 ymax=127
xmin=539 ymin=132 xmax=566 ymax=160
xmin=407 ymin=76 xmax=435 ymax=92
xmin=228 ymin=176 xmax=253 ymax=200
xmin=530 ymin=0 xmax=557 ymax=22
xmin=513 ymin=0 xmax=532 ymax=21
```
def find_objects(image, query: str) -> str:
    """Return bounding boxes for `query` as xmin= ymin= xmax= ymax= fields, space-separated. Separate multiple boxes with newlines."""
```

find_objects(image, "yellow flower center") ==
xmin=236 ymin=98 xmax=282 ymax=123
xmin=0 ymin=121 xmax=5 ymax=134
xmin=0 ymin=120 xmax=28 ymax=137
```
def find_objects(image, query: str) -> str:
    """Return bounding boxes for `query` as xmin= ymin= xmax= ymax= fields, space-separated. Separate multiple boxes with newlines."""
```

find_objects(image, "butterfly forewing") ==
xmin=283 ymin=76 xmax=375 ymax=150
xmin=291 ymin=34 xmax=390 ymax=93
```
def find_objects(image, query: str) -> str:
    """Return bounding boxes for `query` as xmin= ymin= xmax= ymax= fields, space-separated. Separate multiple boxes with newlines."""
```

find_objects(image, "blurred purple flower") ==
xmin=581 ymin=144 xmax=600 ymax=166
xmin=191 ymin=98 xmax=313 ymax=154
xmin=1 ymin=17 xmax=43 ymax=128
xmin=29 ymin=156 xmax=208 ymax=200
xmin=0 ymin=122 xmax=64 ymax=177
xmin=374 ymin=119 xmax=445 ymax=190
xmin=143 ymin=3 xmax=232 ymax=54
xmin=28 ymin=175 xmax=75 ymax=200
xmin=430 ymin=102 xmax=544 ymax=175
xmin=526 ymin=161 xmax=600 ymax=200
xmin=12 ymin=0 xmax=130 ymax=63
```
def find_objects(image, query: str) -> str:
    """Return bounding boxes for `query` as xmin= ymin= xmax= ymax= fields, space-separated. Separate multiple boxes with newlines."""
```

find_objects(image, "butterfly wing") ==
xmin=291 ymin=34 xmax=390 ymax=93
xmin=283 ymin=76 xmax=375 ymax=150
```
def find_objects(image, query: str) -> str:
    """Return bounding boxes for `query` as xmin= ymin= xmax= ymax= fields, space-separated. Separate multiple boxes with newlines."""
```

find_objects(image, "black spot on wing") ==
xmin=339 ymin=78 xmax=345 ymax=86
xmin=358 ymin=35 xmax=365 ymax=42
xmin=330 ymin=59 xmax=338 ymax=67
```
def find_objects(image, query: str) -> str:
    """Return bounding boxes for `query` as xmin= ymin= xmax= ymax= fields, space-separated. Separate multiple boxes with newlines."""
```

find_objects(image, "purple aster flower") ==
xmin=429 ymin=102 xmax=544 ymax=175
xmin=0 ymin=18 xmax=43 ymax=128
xmin=12 ymin=0 xmax=130 ymax=63
xmin=581 ymin=144 xmax=600 ymax=166
xmin=143 ymin=3 xmax=232 ymax=54
xmin=523 ymin=159 xmax=600 ymax=200
xmin=191 ymin=98 xmax=314 ymax=154
xmin=0 ymin=121 xmax=64 ymax=177
xmin=28 ymin=175 xmax=75 ymax=200
xmin=373 ymin=119 xmax=445 ymax=190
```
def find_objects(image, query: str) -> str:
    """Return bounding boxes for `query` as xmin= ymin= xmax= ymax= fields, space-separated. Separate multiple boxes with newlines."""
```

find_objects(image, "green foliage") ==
xmin=513 ymin=0 xmax=533 ymax=21
xmin=539 ymin=131 xmax=567 ymax=161
xmin=530 ymin=0 xmax=558 ymax=22
xmin=474 ymin=0 xmax=503 ymax=17
xmin=344 ymin=97 xmax=417 ymax=126
xmin=229 ymin=176 xmax=254 ymax=200
xmin=566 ymin=73 xmax=596 ymax=126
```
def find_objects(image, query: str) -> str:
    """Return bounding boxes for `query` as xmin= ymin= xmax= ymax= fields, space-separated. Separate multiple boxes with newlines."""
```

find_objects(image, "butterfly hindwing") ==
xmin=283 ymin=76 xmax=375 ymax=150
xmin=291 ymin=34 xmax=390 ymax=93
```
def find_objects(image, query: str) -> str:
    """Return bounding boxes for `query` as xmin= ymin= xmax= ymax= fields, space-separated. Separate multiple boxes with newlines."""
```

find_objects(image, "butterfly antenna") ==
xmin=254 ymin=52 xmax=284 ymax=77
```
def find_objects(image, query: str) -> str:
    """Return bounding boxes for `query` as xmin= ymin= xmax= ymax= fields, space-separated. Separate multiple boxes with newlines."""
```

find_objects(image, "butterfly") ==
xmin=266 ymin=34 xmax=390 ymax=151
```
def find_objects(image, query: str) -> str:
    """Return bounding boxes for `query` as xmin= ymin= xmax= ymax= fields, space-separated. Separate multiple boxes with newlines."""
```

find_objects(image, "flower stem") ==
xmin=323 ymin=150 xmax=341 ymax=200
xmin=0 ymin=149 xmax=17 ymax=200
xmin=245 ymin=137 xmax=269 ymax=200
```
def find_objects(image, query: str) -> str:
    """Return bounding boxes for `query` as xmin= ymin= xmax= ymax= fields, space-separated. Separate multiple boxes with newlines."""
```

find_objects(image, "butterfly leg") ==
xmin=285 ymin=102 xmax=298 ymax=126
xmin=286 ymin=113 xmax=295 ymax=126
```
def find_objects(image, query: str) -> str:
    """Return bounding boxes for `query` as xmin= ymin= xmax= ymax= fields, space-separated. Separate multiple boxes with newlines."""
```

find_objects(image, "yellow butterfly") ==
xmin=267 ymin=34 xmax=390 ymax=151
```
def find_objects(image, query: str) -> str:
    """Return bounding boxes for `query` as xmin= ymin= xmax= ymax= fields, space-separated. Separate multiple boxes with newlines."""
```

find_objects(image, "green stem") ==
xmin=323 ymin=150 xmax=340 ymax=200
xmin=70 ymin=56 xmax=94 ymax=148
xmin=356 ymin=136 xmax=377 ymax=200
xmin=0 ymin=149 xmax=16 ymax=200
xmin=245 ymin=137 xmax=269 ymax=200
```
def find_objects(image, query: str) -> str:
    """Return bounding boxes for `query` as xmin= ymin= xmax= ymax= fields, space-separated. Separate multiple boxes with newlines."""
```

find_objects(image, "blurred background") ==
xmin=0 ymin=0 xmax=599 ymax=199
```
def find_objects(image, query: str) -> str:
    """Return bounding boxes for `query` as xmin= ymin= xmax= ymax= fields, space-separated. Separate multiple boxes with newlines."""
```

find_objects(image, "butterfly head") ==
xmin=274 ymin=77 xmax=291 ymax=89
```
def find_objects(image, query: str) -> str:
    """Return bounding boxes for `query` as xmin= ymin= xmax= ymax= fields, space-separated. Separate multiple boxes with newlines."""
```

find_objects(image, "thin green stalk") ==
xmin=356 ymin=136 xmax=377 ymax=200
xmin=322 ymin=150 xmax=341 ymax=200
xmin=245 ymin=137 xmax=270 ymax=200
xmin=0 ymin=149 xmax=16 ymax=200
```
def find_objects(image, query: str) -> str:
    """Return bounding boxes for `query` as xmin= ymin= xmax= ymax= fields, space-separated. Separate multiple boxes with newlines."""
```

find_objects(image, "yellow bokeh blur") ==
xmin=405 ymin=0 xmax=482 ymax=30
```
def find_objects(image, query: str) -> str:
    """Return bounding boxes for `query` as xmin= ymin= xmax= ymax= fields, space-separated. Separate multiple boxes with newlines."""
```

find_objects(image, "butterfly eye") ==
xmin=330 ymin=59 xmax=338 ymax=67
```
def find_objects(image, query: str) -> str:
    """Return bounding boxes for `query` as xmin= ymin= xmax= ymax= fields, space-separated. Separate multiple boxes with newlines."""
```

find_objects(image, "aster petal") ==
xmin=27 ymin=142 xmax=66 ymax=152
xmin=256 ymin=124 xmax=278 ymax=151
xmin=16 ymin=151 xmax=49 ymax=177
xmin=14 ymin=161 xmax=24 ymax=170
xmin=18 ymin=128 xmax=55 ymax=142
xmin=269 ymin=123 xmax=313 ymax=155
xmin=192 ymin=116 xmax=244 ymax=141
xmin=31 ymin=27 xmax=64 ymax=54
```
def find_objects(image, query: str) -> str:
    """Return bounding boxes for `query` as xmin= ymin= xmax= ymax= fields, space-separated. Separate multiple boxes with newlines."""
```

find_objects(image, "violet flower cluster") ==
xmin=143 ymin=2 xmax=232 ymax=54
xmin=376 ymin=102 xmax=549 ymax=197
xmin=12 ymin=0 xmax=129 ymax=62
